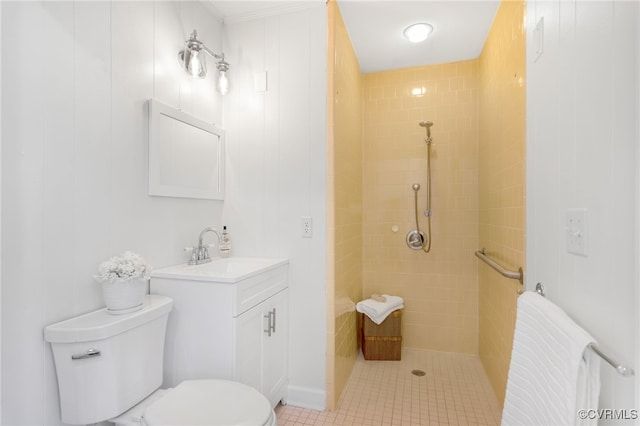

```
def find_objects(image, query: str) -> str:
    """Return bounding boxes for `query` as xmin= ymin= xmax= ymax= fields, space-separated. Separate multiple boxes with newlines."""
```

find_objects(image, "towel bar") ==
xmin=533 ymin=283 xmax=634 ymax=377
xmin=475 ymin=248 xmax=523 ymax=284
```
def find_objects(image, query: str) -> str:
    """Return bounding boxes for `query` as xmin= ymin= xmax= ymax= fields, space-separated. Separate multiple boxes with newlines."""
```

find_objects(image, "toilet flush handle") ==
xmin=71 ymin=348 xmax=101 ymax=360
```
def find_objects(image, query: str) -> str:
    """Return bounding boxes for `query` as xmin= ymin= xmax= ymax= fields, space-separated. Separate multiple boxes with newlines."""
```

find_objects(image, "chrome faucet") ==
xmin=188 ymin=227 xmax=222 ymax=265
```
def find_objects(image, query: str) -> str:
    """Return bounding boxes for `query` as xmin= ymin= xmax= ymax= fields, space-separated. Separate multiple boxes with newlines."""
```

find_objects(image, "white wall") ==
xmin=1 ymin=1 xmax=224 ymax=424
xmin=526 ymin=0 xmax=638 ymax=419
xmin=0 ymin=1 xmax=3 ymax=420
xmin=637 ymin=2 xmax=640 ymax=414
xmin=222 ymin=4 xmax=328 ymax=410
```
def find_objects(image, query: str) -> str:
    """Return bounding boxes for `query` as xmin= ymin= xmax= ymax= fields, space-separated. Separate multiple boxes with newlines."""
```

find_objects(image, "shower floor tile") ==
xmin=276 ymin=348 xmax=501 ymax=425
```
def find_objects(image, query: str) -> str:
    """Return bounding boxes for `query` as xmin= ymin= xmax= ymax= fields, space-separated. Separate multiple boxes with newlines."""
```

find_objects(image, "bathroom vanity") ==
xmin=150 ymin=257 xmax=289 ymax=408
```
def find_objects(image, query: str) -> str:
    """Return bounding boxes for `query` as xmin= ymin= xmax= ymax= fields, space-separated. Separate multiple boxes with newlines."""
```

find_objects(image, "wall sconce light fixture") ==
xmin=178 ymin=30 xmax=230 ymax=95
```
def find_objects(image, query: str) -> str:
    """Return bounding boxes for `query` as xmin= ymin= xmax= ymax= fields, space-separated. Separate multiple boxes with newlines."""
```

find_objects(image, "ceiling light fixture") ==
xmin=403 ymin=23 xmax=434 ymax=43
xmin=178 ymin=30 xmax=230 ymax=95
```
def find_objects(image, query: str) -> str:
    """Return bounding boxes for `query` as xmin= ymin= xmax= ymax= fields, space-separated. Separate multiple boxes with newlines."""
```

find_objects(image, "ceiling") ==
xmin=210 ymin=1 xmax=500 ymax=73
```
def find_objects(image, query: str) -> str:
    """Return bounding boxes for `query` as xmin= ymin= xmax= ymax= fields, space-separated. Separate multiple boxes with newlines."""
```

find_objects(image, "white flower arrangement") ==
xmin=95 ymin=251 xmax=151 ymax=284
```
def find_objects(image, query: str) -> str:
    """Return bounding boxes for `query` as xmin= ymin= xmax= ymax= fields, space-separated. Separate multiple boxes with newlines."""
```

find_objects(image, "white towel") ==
xmin=356 ymin=295 xmax=403 ymax=325
xmin=501 ymin=292 xmax=601 ymax=426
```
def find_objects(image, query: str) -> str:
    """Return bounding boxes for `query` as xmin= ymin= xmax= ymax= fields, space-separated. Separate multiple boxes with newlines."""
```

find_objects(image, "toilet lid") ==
xmin=143 ymin=379 xmax=273 ymax=426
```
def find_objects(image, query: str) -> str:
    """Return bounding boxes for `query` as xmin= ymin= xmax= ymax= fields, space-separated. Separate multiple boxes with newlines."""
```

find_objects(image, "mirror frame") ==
xmin=148 ymin=99 xmax=225 ymax=200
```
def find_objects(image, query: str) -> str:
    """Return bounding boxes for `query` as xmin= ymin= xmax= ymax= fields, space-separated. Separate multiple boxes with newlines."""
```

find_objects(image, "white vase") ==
xmin=101 ymin=277 xmax=148 ymax=315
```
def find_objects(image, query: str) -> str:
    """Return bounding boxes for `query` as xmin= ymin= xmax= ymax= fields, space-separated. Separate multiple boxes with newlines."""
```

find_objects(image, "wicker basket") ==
xmin=362 ymin=310 xmax=402 ymax=360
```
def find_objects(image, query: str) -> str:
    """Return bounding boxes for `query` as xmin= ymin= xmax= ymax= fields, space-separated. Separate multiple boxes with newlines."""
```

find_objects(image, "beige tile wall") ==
xmin=477 ymin=0 xmax=526 ymax=407
xmin=327 ymin=0 xmax=526 ymax=408
xmin=362 ymin=61 xmax=480 ymax=354
xmin=326 ymin=0 xmax=363 ymax=410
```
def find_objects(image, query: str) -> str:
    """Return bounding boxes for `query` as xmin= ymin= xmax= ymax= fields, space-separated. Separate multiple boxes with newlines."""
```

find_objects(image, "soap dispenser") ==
xmin=219 ymin=226 xmax=231 ymax=258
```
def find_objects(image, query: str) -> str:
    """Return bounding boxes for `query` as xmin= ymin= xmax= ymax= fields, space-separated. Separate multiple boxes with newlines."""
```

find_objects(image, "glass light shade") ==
xmin=183 ymin=49 xmax=207 ymax=78
xmin=178 ymin=29 xmax=230 ymax=94
xmin=217 ymin=70 xmax=229 ymax=95
xmin=403 ymin=23 xmax=434 ymax=43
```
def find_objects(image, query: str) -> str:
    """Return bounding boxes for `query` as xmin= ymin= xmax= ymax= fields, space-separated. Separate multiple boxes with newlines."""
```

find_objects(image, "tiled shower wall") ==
xmin=478 ymin=0 xmax=526 ymax=406
xmin=326 ymin=0 xmax=363 ymax=410
xmin=362 ymin=61 xmax=480 ymax=354
xmin=331 ymin=0 xmax=527 ymax=408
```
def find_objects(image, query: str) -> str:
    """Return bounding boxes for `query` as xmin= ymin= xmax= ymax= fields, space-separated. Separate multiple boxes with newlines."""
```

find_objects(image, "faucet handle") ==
xmin=184 ymin=246 xmax=198 ymax=263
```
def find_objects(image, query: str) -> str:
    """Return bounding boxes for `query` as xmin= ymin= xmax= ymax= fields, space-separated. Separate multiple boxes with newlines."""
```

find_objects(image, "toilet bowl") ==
xmin=111 ymin=380 xmax=276 ymax=426
xmin=44 ymin=295 xmax=276 ymax=426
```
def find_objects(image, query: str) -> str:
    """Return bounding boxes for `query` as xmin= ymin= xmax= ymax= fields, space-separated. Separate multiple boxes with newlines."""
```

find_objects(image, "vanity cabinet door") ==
xmin=262 ymin=288 xmax=288 ymax=407
xmin=234 ymin=288 xmax=288 ymax=408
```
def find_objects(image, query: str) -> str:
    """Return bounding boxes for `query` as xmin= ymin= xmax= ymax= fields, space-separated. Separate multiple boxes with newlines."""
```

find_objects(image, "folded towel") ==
xmin=501 ymin=292 xmax=601 ymax=426
xmin=356 ymin=294 xmax=403 ymax=325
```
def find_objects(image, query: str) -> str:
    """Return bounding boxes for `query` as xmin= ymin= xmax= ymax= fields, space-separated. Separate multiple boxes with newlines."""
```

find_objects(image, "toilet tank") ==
xmin=44 ymin=295 xmax=173 ymax=425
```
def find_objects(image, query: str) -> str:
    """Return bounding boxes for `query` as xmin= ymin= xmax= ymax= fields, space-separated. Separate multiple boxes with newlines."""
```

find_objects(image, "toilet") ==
xmin=44 ymin=295 xmax=276 ymax=426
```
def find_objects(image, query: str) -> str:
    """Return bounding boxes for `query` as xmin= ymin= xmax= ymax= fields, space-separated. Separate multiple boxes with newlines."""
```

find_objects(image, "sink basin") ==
xmin=151 ymin=257 xmax=288 ymax=283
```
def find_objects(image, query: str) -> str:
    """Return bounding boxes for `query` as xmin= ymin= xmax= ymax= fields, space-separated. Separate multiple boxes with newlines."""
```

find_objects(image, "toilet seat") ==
xmin=142 ymin=379 xmax=275 ymax=426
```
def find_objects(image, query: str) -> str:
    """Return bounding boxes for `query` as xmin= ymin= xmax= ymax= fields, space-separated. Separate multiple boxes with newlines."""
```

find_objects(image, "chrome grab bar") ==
xmin=475 ymin=248 xmax=523 ymax=284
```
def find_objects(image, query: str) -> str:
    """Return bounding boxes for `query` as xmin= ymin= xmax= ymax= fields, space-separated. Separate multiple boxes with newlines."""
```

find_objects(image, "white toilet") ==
xmin=44 ymin=295 xmax=276 ymax=425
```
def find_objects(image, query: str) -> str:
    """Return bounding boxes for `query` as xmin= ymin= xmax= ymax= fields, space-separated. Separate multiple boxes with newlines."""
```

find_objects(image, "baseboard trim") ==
xmin=285 ymin=385 xmax=326 ymax=411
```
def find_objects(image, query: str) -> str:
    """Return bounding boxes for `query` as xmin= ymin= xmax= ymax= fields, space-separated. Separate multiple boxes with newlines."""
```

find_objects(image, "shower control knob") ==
xmin=406 ymin=230 xmax=425 ymax=250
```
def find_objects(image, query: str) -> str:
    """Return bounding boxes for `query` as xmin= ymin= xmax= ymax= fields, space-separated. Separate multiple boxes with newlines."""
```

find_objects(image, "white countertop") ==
xmin=151 ymin=257 xmax=289 ymax=283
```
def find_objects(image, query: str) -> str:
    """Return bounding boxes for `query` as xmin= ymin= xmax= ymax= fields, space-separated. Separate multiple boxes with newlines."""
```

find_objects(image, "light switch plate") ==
xmin=566 ymin=208 xmax=588 ymax=256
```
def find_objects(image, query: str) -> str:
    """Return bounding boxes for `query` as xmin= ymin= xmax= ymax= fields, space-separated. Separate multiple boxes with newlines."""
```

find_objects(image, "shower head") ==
xmin=419 ymin=120 xmax=434 ymax=141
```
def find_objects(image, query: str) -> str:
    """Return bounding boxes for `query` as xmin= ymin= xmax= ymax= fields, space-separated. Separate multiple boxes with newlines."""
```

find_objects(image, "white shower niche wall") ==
xmin=150 ymin=257 xmax=289 ymax=408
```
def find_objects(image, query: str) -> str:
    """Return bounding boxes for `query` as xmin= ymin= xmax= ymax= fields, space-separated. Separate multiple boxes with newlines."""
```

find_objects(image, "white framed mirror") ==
xmin=148 ymin=99 xmax=225 ymax=200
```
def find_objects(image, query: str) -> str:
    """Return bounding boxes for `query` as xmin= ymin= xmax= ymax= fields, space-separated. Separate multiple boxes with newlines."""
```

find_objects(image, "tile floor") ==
xmin=275 ymin=348 xmax=501 ymax=426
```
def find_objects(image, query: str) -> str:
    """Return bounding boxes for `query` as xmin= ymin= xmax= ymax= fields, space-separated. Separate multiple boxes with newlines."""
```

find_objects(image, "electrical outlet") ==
xmin=301 ymin=216 xmax=313 ymax=238
xmin=566 ymin=208 xmax=588 ymax=256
